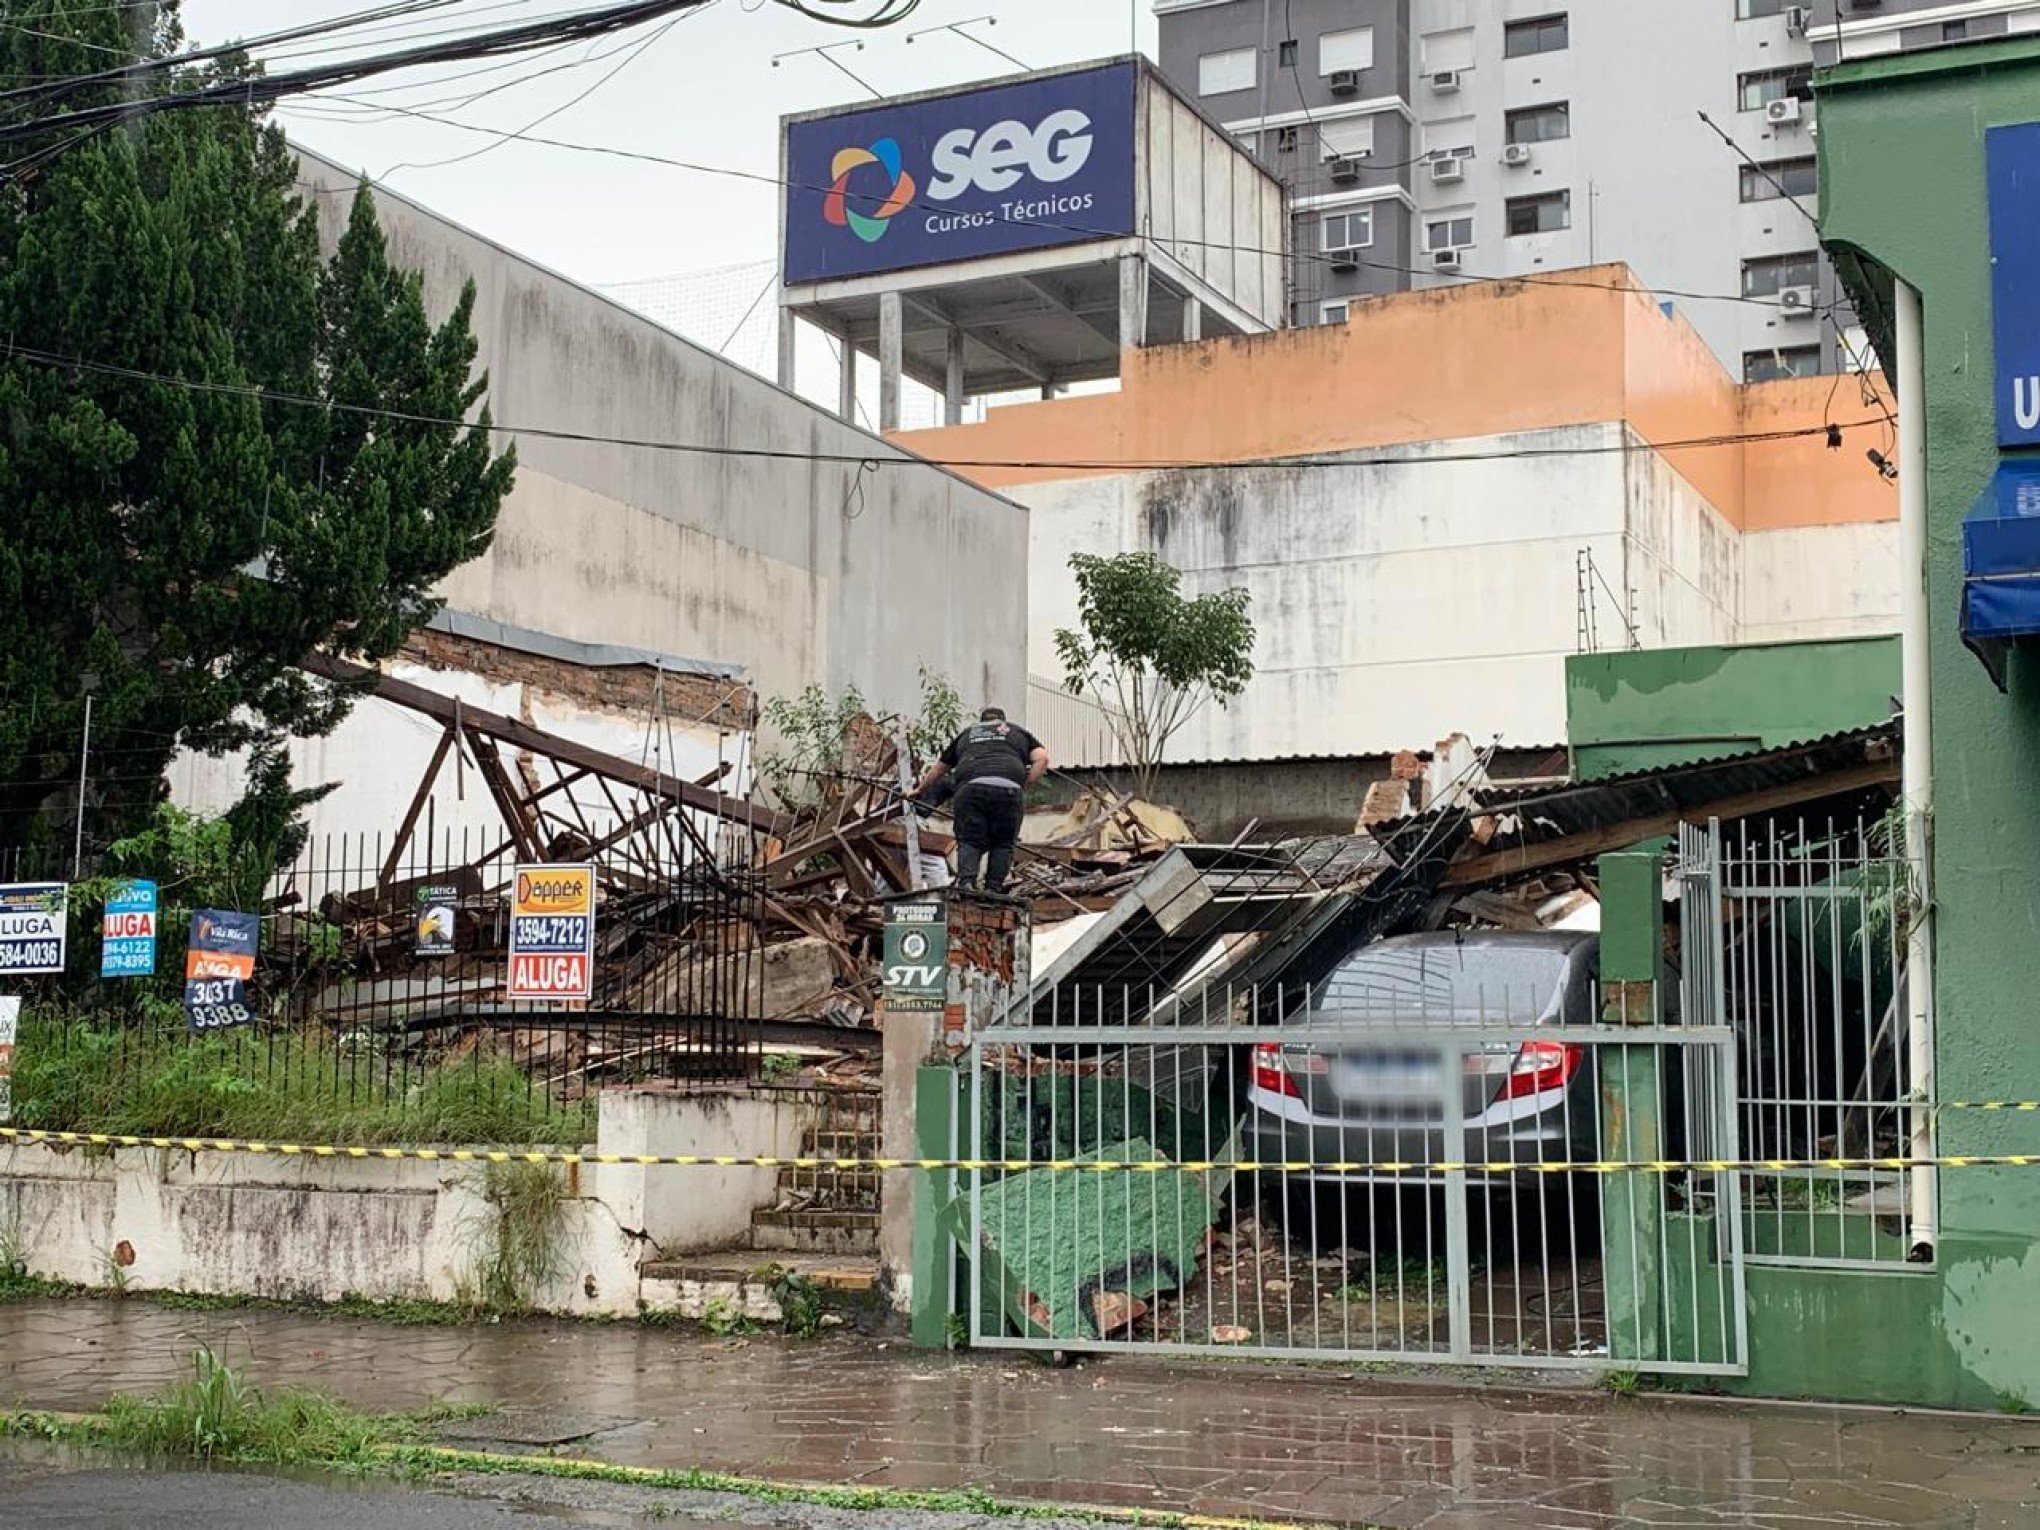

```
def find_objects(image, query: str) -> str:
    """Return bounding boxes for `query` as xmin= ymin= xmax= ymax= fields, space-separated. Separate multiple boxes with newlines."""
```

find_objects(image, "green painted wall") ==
xmin=1566 ymin=638 xmax=1901 ymax=781
xmin=1794 ymin=37 xmax=2040 ymax=1410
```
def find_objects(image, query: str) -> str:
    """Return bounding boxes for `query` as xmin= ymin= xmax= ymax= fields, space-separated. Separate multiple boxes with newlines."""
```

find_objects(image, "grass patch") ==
xmin=10 ymin=1012 xmax=588 ymax=1147
xmin=1335 ymin=1259 xmax=1451 ymax=1303
xmin=1604 ymin=1369 xmax=1644 ymax=1399
xmin=456 ymin=1162 xmax=571 ymax=1317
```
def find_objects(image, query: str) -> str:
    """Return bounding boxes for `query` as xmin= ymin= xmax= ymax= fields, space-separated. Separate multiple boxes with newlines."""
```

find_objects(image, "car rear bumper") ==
xmin=1241 ymin=1089 xmax=1576 ymax=1189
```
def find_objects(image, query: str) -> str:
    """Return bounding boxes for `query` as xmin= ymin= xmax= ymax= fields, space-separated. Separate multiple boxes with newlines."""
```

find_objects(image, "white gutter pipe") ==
xmin=1896 ymin=279 xmax=1937 ymax=1259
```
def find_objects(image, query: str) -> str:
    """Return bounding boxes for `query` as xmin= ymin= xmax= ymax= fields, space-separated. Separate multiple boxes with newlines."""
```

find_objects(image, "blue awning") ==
xmin=1962 ymin=460 xmax=2040 ymax=690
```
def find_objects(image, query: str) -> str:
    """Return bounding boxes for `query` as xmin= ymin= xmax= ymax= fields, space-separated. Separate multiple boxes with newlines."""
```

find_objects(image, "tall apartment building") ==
xmin=1155 ymin=0 xmax=2040 ymax=380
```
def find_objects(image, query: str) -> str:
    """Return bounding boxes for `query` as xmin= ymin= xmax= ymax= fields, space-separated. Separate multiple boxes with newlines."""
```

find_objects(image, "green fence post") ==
xmin=1598 ymin=849 xmax=1664 ymax=1366
xmin=910 ymin=1063 xmax=960 ymax=1348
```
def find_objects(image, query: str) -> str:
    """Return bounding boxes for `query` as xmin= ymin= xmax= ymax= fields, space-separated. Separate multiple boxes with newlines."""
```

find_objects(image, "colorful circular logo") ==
xmin=824 ymin=136 xmax=917 ymax=244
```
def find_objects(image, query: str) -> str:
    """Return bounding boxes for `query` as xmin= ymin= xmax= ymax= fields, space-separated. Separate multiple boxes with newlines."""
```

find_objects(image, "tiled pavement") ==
xmin=3 ymin=1298 xmax=2036 ymax=1528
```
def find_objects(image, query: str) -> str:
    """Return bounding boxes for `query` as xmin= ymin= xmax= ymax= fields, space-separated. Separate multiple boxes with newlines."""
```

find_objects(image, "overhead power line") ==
xmin=0 ymin=0 xmax=919 ymax=160
xmin=282 ymin=91 xmax=1833 ymax=318
xmin=0 ymin=340 xmax=1888 ymax=475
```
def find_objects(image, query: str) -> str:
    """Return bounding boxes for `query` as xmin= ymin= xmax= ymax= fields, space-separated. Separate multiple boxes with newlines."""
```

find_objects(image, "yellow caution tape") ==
xmin=1939 ymin=1101 xmax=2040 ymax=1111
xmin=1 ymin=1126 xmax=2035 ymax=1175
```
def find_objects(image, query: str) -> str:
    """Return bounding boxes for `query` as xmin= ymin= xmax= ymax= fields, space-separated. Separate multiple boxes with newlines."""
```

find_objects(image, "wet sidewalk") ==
xmin=2 ymin=1297 xmax=2036 ymax=1529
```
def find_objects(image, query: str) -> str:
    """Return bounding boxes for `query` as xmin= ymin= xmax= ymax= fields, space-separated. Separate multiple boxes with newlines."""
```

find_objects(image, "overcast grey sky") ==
xmin=181 ymin=0 xmax=1158 ymax=288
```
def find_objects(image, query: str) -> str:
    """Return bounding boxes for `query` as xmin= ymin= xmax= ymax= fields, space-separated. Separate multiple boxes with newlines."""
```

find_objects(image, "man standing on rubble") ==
xmin=915 ymin=707 xmax=1049 ymax=894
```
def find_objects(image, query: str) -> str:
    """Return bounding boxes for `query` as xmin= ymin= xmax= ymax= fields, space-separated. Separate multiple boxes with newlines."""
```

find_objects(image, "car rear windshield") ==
xmin=1312 ymin=944 xmax=1572 ymax=1023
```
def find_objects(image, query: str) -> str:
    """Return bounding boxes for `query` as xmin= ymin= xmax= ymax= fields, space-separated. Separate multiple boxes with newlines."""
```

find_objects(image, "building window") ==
xmin=1505 ymin=101 xmax=1571 ymax=144
xmin=1272 ymin=125 xmax=1299 ymax=155
xmin=1318 ymin=117 xmax=1376 ymax=160
xmin=1506 ymin=189 xmax=1572 ymax=236
xmin=1198 ymin=47 xmax=1256 ymax=96
xmin=1739 ymin=156 xmax=1819 ymax=200
xmin=1738 ymin=65 xmax=1813 ymax=110
xmin=1320 ymin=26 xmax=1375 ymax=75
xmin=1504 ymin=14 xmax=1569 ymax=58
xmin=1322 ymin=208 xmax=1375 ymax=252
xmin=1322 ymin=301 xmax=1351 ymax=325
xmin=1277 ymin=38 xmax=1298 ymax=67
xmin=1741 ymin=251 xmax=1820 ymax=297
xmin=1745 ymin=345 xmax=1823 ymax=382
xmin=1426 ymin=215 xmax=1474 ymax=252
xmin=1736 ymin=0 xmax=1792 ymax=17
xmin=1944 ymin=19 xmax=1970 ymax=41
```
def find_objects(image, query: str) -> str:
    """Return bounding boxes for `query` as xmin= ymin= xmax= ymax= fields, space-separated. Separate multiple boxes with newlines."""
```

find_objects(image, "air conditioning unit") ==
xmin=1429 ymin=69 xmax=1461 ymax=93
xmin=1778 ymin=285 xmax=1818 ymax=318
xmin=1786 ymin=4 xmax=1811 ymax=35
xmin=1433 ymin=248 xmax=1464 ymax=271
xmin=1328 ymin=68 xmax=1360 ymax=95
xmin=1430 ymin=155 xmax=1465 ymax=183
xmin=1329 ymin=154 xmax=1364 ymax=184
xmin=1501 ymin=143 xmax=1533 ymax=167
xmin=1329 ymin=253 xmax=1361 ymax=273
xmin=1766 ymin=97 xmax=1804 ymax=127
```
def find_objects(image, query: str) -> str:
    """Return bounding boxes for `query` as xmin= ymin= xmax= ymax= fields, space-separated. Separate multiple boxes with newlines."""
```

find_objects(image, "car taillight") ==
xmin=1501 ymin=1039 xmax=1583 ymax=1100
xmin=1252 ymin=1042 xmax=1308 ymax=1098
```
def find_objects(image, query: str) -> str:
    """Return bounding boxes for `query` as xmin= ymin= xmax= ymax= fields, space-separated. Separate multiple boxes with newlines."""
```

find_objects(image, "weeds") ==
xmin=699 ymin=1297 xmax=757 ymax=1337
xmin=757 ymin=1053 xmax=802 ymax=1085
xmin=457 ymin=1162 xmax=570 ymax=1317
xmin=1335 ymin=1259 xmax=1451 ymax=1303
xmin=769 ymin=1271 xmax=826 ymax=1337
xmin=945 ymin=1312 xmax=970 ymax=1350
xmin=1998 ymin=1388 xmax=2032 ymax=1415
xmin=96 ymin=1347 xmax=396 ymax=1464
xmin=1605 ymin=1369 xmax=1643 ymax=1399
xmin=12 ymin=1012 xmax=589 ymax=1147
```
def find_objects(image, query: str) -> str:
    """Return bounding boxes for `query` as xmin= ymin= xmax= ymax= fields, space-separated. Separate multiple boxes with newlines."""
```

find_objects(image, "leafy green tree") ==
xmin=757 ymin=667 xmax=963 ymax=811
xmin=1053 ymin=552 xmax=1256 ymax=799
xmin=0 ymin=0 xmax=516 ymax=857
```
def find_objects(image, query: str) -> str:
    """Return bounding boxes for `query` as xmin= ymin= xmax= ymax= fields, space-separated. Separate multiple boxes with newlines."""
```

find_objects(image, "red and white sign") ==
xmin=506 ymin=863 xmax=595 ymax=1003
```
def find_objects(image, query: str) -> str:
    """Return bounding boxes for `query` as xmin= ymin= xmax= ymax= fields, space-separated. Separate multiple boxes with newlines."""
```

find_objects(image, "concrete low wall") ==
xmin=0 ymin=1087 xmax=820 ymax=1319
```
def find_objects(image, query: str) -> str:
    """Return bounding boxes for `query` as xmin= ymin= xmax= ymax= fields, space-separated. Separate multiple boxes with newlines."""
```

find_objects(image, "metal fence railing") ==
xmin=959 ymin=972 xmax=1747 ymax=1375
xmin=1682 ymin=817 xmax=1926 ymax=1269
xmin=3 ymin=824 xmax=767 ymax=1146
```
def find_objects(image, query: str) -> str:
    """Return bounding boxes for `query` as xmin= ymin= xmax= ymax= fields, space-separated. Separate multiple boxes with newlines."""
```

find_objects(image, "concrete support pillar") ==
xmin=943 ymin=328 xmax=965 ymax=427
xmin=878 ymin=289 xmax=903 ymax=434
xmin=1181 ymin=295 xmax=1203 ymax=344
xmin=1598 ymin=849 xmax=1665 ymax=1368
xmin=837 ymin=336 xmax=858 ymax=423
xmin=1118 ymin=252 xmax=1149 ymax=351
xmin=776 ymin=309 xmax=797 ymax=391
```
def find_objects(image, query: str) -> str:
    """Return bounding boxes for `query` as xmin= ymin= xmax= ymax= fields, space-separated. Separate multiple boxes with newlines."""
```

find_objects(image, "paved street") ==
xmin=3 ymin=1297 xmax=2037 ymax=1528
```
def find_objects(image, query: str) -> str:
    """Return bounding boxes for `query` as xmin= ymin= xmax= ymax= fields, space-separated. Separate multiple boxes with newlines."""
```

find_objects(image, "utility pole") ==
xmin=72 ymin=692 xmax=93 ymax=879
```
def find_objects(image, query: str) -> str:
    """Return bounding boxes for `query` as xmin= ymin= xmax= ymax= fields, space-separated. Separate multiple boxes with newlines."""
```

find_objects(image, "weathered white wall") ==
xmin=170 ymin=659 xmax=741 ymax=853
xmin=0 ymin=1088 xmax=819 ymax=1318
xmin=1740 ymin=521 xmax=1903 ymax=644
xmin=1015 ymin=421 xmax=1888 ymax=763
xmin=1021 ymin=425 xmax=1690 ymax=758
xmin=295 ymin=150 xmax=1029 ymax=724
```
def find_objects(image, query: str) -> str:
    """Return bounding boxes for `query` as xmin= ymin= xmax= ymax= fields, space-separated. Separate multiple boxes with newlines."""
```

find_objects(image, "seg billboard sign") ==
xmin=783 ymin=62 xmax=1137 ymax=285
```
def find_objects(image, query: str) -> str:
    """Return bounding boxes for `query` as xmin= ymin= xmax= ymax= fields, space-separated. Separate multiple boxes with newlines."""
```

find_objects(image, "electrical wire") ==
xmin=266 ymin=93 xmax=1841 ymax=319
xmin=0 ymin=339 xmax=1890 ymax=473
xmin=0 ymin=0 xmax=918 ymax=153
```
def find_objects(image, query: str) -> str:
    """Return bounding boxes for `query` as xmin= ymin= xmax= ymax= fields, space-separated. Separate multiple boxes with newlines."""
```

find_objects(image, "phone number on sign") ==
xmin=1 ymin=940 xmax=61 ymax=968
xmin=513 ymin=915 xmax=589 ymax=950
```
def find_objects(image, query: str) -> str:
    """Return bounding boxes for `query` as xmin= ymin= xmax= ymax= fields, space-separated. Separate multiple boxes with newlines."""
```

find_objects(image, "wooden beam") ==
xmin=1438 ymin=757 xmax=1899 ymax=889
xmin=466 ymin=731 xmax=543 ymax=862
xmin=303 ymin=653 xmax=785 ymax=837
xmin=379 ymin=725 xmax=455 ymax=886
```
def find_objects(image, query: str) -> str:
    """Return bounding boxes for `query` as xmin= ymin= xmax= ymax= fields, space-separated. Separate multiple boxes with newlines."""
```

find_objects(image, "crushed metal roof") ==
xmin=1381 ymin=717 xmax=1901 ymax=887
xmin=427 ymin=609 xmax=747 ymax=681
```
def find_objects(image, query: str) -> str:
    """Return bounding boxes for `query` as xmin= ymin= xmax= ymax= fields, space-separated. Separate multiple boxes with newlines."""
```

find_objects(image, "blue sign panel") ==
xmin=783 ymin=63 xmax=1138 ymax=285
xmin=100 ymin=878 xmax=158 ymax=978
xmin=184 ymin=908 xmax=260 ymax=1032
xmin=1987 ymin=123 xmax=2040 ymax=447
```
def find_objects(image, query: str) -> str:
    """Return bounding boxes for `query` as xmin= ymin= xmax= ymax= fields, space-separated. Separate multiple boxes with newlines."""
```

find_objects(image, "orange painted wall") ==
xmin=892 ymin=263 xmax=1892 ymax=533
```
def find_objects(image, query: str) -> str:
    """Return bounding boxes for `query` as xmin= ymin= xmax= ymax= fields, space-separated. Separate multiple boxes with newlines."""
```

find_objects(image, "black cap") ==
xmin=980 ymin=706 xmax=1006 ymax=723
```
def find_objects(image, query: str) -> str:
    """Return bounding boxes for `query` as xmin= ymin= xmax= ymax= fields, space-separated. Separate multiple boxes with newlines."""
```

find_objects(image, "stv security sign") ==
xmin=508 ymin=864 xmax=596 ymax=1003
xmin=783 ymin=62 xmax=1137 ymax=284
xmin=882 ymin=896 xmax=949 ymax=1014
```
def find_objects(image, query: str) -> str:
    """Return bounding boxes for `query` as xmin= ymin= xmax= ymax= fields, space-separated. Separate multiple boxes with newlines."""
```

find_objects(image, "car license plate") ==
xmin=1333 ymin=1051 xmax=1443 ymax=1101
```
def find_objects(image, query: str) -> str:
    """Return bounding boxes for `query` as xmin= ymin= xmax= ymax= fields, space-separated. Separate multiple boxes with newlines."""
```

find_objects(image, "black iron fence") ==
xmin=2 ymin=824 xmax=767 ymax=1146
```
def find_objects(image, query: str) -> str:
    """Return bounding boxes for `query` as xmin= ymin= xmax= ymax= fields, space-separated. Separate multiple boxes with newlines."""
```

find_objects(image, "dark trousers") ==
xmin=953 ymin=782 xmax=1024 ymax=893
